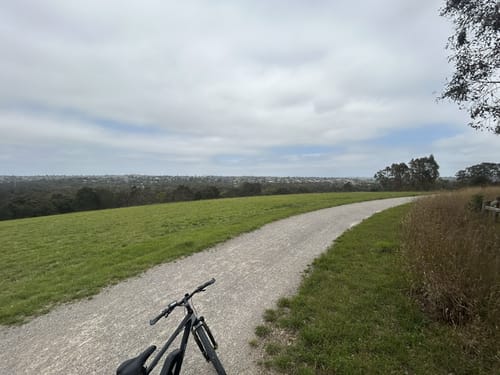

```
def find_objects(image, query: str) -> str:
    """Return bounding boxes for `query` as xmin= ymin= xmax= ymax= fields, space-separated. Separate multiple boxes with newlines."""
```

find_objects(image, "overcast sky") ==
xmin=1 ymin=0 xmax=498 ymax=177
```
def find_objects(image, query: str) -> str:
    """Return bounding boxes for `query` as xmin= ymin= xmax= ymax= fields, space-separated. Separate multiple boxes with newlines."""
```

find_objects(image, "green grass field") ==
xmin=0 ymin=191 xmax=414 ymax=325
xmin=255 ymin=204 xmax=498 ymax=374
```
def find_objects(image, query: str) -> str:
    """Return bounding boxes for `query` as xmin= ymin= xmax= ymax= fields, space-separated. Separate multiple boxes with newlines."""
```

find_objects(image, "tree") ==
xmin=374 ymin=166 xmax=393 ymax=190
xmin=171 ymin=185 xmax=195 ymax=202
xmin=440 ymin=0 xmax=500 ymax=134
xmin=390 ymin=162 xmax=411 ymax=190
xmin=95 ymin=188 xmax=117 ymax=209
xmin=194 ymin=186 xmax=220 ymax=200
xmin=374 ymin=163 xmax=411 ymax=190
xmin=375 ymin=155 xmax=439 ymax=191
xmin=238 ymin=182 xmax=262 ymax=196
xmin=409 ymin=155 xmax=440 ymax=190
xmin=456 ymin=162 xmax=500 ymax=185
xmin=5 ymin=194 xmax=56 ymax=218
xmin=342 ymin=181 xmax=354 ymax=192
xmin=74 ymin=187 xmax=100 ymax=211
xmin=50 ymin=193 xmax=74 ymax=213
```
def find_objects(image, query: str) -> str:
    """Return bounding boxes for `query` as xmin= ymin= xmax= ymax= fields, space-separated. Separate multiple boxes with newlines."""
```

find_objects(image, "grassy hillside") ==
xmin=0 ymin=191 xmax=414 ymax=325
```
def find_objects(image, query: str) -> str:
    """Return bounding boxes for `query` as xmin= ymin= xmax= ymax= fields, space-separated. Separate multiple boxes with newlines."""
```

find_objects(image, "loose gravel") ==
xmin=0 ymin=197 xmax=414 ymax=374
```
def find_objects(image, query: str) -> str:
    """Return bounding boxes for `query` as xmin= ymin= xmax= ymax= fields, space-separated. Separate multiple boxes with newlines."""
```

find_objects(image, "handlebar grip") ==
xmin=195 ymin=278 xmax=215 ymax=292
xmin=149 ymin=313 xmax=164 ymax=326
xmin=150 ymin=300 xmax=178 ymax=325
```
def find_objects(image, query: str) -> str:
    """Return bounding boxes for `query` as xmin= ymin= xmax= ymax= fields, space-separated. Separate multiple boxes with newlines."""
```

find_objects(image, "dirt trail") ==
xmin=0 ymin=197 xmax=414 ymax=374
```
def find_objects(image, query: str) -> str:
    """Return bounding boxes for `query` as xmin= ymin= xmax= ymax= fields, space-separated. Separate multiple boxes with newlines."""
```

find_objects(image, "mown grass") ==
xmin=255 ymin=204 xmax=499 ymax=374
xmin=0 ymin=191 xmax=415 ymax=325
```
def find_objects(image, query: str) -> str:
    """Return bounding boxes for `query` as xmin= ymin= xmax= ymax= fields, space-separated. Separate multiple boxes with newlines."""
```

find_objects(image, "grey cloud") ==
xmin=0 ymin=0 xmax=495 ymax=176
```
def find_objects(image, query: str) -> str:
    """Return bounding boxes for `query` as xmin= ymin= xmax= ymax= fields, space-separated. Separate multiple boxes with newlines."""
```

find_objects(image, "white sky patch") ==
xmin=433 ymin=130 xmax=500 ymax=174
xmin=0 ymin=0 xmax=498 ymax=176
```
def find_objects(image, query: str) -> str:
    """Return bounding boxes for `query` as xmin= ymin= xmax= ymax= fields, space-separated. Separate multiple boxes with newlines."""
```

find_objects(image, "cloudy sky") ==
xmin=1 ymin=0 xmax=498 ymax=177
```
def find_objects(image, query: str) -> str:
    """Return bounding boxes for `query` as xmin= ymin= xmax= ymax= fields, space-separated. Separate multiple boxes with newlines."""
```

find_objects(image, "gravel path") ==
xmin=0 ymin=197 xmax=413 ymax=374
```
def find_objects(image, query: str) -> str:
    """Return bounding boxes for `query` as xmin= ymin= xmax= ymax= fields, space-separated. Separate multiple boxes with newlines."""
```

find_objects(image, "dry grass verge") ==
xmin=402 ymin=188 xmax=499 ymax=325
xmin=402 ymin=188 xmax=499 ymax=367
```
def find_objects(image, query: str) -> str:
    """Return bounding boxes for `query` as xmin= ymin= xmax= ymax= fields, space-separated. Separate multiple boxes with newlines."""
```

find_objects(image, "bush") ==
xmin=467 ymin=193 xmax=484 ymax=212
xmin=402 ymin=188 xmax=500 ymax=326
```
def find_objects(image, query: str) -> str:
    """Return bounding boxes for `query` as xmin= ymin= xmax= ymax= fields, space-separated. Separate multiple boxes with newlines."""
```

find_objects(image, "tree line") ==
xmin=455 ymin=162 xmax=500 ymax=186
xmin=1 ymin=184 xmax=225 ymax=220
xmin=2 ymin=159 xmax=498 ymax=221
xmin=0 ymin=179 xmax=368 ymax=221
xmin=374 ymin=155 xmax=440 ymax=191
xmin=374 ymin=156 xmax=499 ymax=191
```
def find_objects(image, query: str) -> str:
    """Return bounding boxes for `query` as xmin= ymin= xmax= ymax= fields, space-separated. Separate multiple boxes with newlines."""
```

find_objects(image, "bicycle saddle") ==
xmin=117 ymin=345 xmax=157 ymax=375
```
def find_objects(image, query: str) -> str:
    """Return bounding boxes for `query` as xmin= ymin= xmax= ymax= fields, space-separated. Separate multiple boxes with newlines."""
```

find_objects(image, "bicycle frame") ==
xmin=146 ymin=302 xmax=196 ymax=374
xmin=117 ymin=279 xmax=225 ymax=375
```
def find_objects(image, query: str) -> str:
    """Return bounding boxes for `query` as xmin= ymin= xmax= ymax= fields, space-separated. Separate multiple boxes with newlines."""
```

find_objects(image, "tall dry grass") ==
xmin=402 ymin=188 xmax=500 ymax=326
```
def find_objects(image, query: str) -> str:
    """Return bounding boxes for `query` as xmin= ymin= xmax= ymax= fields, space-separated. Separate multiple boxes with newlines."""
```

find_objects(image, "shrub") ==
xmin=402 ymin=188 xmax=500 ymax=325
xmin=467 ymin=193 xmax=484 ymax=212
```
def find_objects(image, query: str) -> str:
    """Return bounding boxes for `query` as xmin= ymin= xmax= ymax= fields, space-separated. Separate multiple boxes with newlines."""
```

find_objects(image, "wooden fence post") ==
xmin=482 ymin=199 xmax=500 ymax=222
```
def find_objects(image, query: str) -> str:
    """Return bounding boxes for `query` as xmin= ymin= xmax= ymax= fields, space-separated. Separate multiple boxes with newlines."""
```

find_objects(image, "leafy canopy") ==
xmin=456 ymin=162 xmax=500 ymax=185
xmin=374 ymin=155 xmax=440 ymax=190
xmin=440 ymin=0 xmax=500 ymax=134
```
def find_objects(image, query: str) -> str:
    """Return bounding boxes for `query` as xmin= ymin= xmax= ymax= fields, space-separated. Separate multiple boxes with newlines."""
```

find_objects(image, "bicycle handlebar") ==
xmin=149 ymin=278 xmax=216 ymax=326
xmin=193 ymin=278 xmax=216 ymax=293
xmin=149 ymin=301 xmax=177 ymax=325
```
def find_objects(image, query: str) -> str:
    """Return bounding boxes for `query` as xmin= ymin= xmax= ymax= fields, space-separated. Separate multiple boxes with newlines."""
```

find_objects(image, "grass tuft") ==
xmin=263 ymin=309 xmax=279 ymax=323
xmin=277 ymin=297 xmax=292 ymax=309
xmin=264 ymin=343 xmax=282 ymax=355
xmin=255 ymin=325 xmax=272 ymax=338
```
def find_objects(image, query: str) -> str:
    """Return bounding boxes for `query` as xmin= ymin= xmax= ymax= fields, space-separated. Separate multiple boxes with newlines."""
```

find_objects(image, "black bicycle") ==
xmin=117 ymin=278 xmax=226 ymax=375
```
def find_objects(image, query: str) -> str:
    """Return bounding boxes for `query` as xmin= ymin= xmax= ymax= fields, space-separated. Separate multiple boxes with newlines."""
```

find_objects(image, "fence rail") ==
xmin=482 ymin=201 xmax=500 ymax=221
